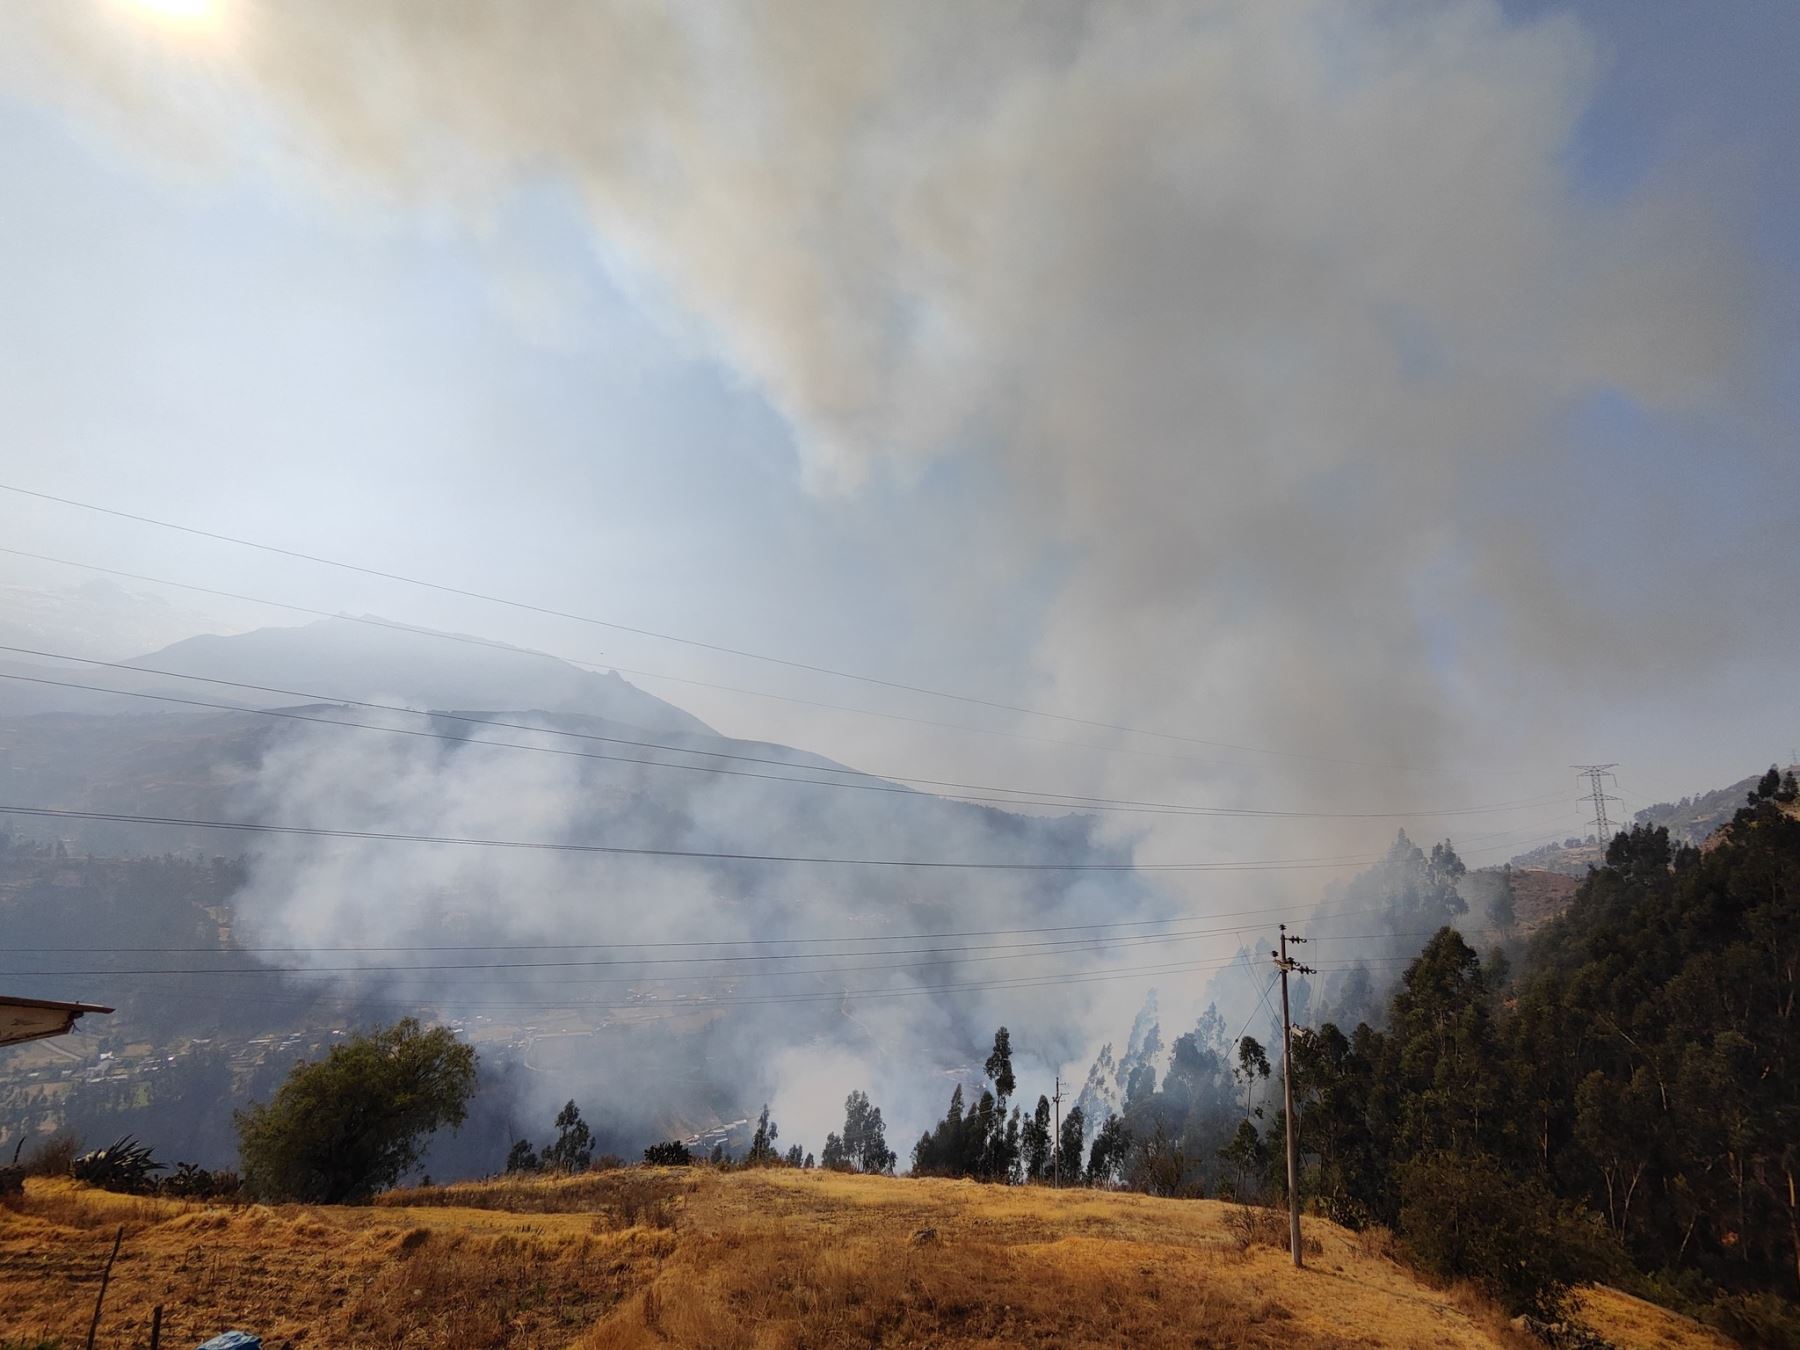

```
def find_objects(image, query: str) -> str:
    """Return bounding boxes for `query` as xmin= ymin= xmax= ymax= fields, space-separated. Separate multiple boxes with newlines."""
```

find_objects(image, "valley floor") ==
xmin=1 ymin=1169 xmax=1729 ymax=1349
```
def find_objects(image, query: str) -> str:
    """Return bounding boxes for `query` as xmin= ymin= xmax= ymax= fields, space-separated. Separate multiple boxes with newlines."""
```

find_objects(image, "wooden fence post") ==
xmin=84 ymin=1224 xmax=124 ymax=1350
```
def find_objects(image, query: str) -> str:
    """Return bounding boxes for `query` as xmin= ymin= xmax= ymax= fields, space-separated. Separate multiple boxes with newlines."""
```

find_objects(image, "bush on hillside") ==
xmin=1398 ymin=1152 xmax=1616 ymax=1319
xmin=236 ymin=1018 xmax=477 ymax=1203
xmin=21 ymin=1134 xmax=79 ymax=1178
xmin=159 ymin=1160 xmax=243 ymax=1200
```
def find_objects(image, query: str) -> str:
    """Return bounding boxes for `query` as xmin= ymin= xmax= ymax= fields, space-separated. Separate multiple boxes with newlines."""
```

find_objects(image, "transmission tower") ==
xmin=1573 ymin=764 xmax=1620 ymax=844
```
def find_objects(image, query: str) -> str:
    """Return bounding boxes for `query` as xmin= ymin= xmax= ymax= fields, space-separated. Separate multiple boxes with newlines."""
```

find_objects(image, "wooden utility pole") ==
xmin=1274 ymin=924 xmax=1315 ymax=1269
xmin=1051 ymin=1074 xmax=1063 ymax=1188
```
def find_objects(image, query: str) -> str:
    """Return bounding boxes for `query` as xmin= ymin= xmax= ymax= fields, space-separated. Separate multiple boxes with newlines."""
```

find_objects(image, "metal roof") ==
xmin=0 ymin=994 xmax=114 ymax=1048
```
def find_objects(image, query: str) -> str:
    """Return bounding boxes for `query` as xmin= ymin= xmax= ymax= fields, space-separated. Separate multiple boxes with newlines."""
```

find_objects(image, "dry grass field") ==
xmin=1 ymin=1168 xmax=1733 ymax=1349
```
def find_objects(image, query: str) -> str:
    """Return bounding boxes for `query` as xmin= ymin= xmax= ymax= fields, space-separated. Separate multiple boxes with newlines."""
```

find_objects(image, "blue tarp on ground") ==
xmin=196 ymin=1333 xmax=262 ymax=1350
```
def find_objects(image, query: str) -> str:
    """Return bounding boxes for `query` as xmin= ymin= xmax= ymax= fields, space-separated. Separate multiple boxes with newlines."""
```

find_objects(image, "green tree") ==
xmin=1087 ymin=1113 xmax=1131 ymax=1185
xmin=543 ymin=1100 xmax=593 ymax=1172
xmin=841 ymin=1090 xmax=896 ymax=1174
xmin=1234 ymin=1035 xmax=1271 ymax=1116
xmin=1573 ymin=1068 xmax=1661 ymax=1243
xmin=505 ymin=1138 xmax=540 ymax=1173
xmin=1126 ymin=1116 xmax=1189 ymax=1197
xmin=746 ymin=1104 xmax=780 ymax=1166
xmin=1398 ymin=1152 xmax=1610 ymax=1319
xmin=1388 ymin=928 xmax=1506 ymax=1161
xmin=984 ymin=1027 xmax=1016 ymax=1102
xmin=1056 ymin=1104 xmax=1085 ymax=1185
xmin=1218 ymin=1118 xmax=1267 ymax=1200
xmin=235 ymin=1018 xmax=477 ymax=1203
xmin=1023 ymin=1094 xmax=1052 ymax=1180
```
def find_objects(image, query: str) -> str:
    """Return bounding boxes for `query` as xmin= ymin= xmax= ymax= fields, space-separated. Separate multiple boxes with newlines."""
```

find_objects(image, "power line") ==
xmin=2 ymin=903 xmax=1358 ymax=953
xmin=0 ymin=482 xmax=1435 ymax=769
xmin=2 ymin=799 xmax=1576 ymax=877
xmin=0 ymin=803 xmax=1397 ymax=872
xmin=1 ymin=545 xmax=1535 ymax=783
xmin=0 ymin=547 xmax=1271 ymax=774
xmin=5 ymin=926 xmax=1273 ymax=977
xmin=68 ymin=956 xmax=1236 ymax=1015
xmin=0 ymin=907 xmax=1362 ymax=955
xmin=2 ymin=926 xmax=1504 ymax=977
xmin=3 ymin=913 xmax=1475 ymax=956
xmin=53 ymin=953 xmax=1417 ymax=1017
xmin=0 ymin=654 xmax=1567 ymax=822
xmin=1227 ymin=967 xmax=1280 ymax=1050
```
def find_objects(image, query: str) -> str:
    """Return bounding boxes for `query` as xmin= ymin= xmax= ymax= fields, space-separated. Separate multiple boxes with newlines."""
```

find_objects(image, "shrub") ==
xmin=236 ymin=1018 xmax=478 ymax=1203
xmin=607 ymin=1176 xmax=678 ymax=1229
xmin=542 ymin=1101 xmax=593 ymax=1172
xmin=643 ymin=1140 xmax=692 ymax=1166
xmin=1703 ymin=1291 xmax=1800 ymax=1347
xmin=158 ymin=1161 xmax=243 ymax=1200
xmin=22 ymin=1134 xmax=79 ymax=1178
xmin=1224 ymin=1202 xmax=1321 ymax=1258
xmin=1397 ymin=1153 xmax=1615 ymax=1319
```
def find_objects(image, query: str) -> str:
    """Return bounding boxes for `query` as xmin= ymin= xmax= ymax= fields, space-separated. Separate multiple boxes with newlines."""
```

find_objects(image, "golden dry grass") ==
xmin=1570 ymin=1286 xmax=1734 ymax=1350
xmin=0 ymin=1178 xmax=665 ymax=1348
xmin=0 ymin=1169 xmax=1724 ymax=1349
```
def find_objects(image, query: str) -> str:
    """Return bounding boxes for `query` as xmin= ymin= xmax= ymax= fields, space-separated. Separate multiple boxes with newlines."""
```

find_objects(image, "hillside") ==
xmin=0 ymin=615 xmax=1150 ymax=1170
xmin=1631 ymin=766 xmax=1800 ymax=846
xmin=0 ymin=1169 xmax=1729 ymax=1350
xmin=0 ymin=615 xmax=715 ymax=737
xmin=1506 ymin=867 xmax=1581 ymax=930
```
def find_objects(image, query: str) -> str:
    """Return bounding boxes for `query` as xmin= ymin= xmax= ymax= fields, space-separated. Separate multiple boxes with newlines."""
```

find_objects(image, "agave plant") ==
xmin=71 ymin=1136 xmax=166 ymax=1193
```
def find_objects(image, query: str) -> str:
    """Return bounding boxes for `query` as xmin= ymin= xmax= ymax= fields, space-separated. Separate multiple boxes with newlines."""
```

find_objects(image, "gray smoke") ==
xmin=4 ymin=0 xmax=1786 ymax=1153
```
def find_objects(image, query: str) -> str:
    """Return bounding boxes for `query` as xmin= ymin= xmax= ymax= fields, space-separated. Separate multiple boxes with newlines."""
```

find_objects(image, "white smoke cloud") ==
xmin=3 ymin=1 xmax=1765 ymax=777
xmin=4 ymin=0 xmax=1784 ymax=1148
xmin=226 ymin=709 xmax=1173 ymax=1149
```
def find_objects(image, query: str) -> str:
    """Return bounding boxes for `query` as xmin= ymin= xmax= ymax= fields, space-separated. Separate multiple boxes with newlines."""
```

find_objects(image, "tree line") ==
xmin=892 ymin=768 xmax=1800 ymax=1335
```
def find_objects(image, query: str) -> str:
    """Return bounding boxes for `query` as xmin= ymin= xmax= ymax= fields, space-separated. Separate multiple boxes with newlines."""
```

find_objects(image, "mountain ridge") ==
xmin=0 ymin=615 xmax=714 ymax=738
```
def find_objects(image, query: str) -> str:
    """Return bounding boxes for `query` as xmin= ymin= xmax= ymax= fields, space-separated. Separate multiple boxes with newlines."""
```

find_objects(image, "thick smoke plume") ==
xmin=2 ymin=3 xmax=1767 ymax=767
xmin=3 ymin=1 xmax=1786 ymax=1154
xmin=228 ymin=706 xmax=1159 ymax=1152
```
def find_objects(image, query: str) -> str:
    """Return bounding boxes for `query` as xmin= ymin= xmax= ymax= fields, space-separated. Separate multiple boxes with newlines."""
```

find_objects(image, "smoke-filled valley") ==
xmin=0 ymin=616 xmax=1637 ymax=1173
xmin=1 ymin=2 xmax=1797 ymax=1345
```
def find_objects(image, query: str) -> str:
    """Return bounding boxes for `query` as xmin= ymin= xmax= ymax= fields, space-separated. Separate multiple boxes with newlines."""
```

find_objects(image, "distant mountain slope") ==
xmin=0 ymin=701 xmax=910 ymax=859
xmin=1631 ymin=764 xmax=1800 ymax=846
xmin=1505 ymin=836 xmax=1607 ymax=877
xmin=0 ymin=616 xmax=714 ymax=738
xmin=1505 ymin=867 xmax=1580 ymax=929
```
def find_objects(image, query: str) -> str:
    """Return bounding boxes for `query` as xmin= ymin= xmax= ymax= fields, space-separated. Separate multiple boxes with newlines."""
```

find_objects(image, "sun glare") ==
xmin=132 ymin=0 xmax=217 ymax=24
